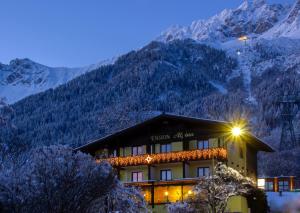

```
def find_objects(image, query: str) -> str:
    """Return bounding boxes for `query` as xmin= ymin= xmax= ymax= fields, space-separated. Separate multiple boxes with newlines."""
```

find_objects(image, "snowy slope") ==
xmin=0 ymin=58 xmax=114 ymax=103
xmin=263 ymin=0 xmax=300 ymax=39
xmin=157 ymin=0 xmax=300 ymax=103
xmin=157 ymin=0 xmax=289 ymax=43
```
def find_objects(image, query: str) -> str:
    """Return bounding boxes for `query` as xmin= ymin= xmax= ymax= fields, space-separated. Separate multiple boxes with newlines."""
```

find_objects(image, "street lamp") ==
xmin=231 ymin=126 xmax=243 ymax=137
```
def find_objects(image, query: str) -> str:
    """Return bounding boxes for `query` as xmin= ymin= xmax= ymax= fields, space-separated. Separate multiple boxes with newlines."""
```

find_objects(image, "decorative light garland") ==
xmin=97 ymin=148 xmax=227 ymax=167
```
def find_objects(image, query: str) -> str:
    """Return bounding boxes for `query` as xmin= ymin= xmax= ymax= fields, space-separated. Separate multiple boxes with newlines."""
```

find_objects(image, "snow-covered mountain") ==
xmin=0 ymin=58 xmax=114 ymax=103
xmin=158 ymin=0 xmax=300 ymax=104
xmin=263 ymin=0 xmax=300 ymax=39
xmin=158 ymin=0 xmax=297 ymax=42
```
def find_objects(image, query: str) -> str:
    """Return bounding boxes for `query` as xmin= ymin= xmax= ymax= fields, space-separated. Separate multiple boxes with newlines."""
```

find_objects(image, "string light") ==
xmin=97 ymin=148 xmax=227 ymax=167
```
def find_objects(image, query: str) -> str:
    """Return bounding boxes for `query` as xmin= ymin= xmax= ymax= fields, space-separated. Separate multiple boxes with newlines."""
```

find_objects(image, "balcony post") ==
xmin=151 ymin=182 xmax=154 ymax=208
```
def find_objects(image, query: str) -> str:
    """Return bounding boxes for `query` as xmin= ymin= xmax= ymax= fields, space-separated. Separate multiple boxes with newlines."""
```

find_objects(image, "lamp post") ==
xmin=213 ymin=124 xmax=245 ymax=212
xmin=164 ymin=191 xmax=169 ymax=203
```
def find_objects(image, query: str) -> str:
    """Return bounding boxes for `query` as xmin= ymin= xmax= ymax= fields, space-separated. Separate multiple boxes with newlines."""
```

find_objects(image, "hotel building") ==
xmin=76 ymin=113 xmax=274 ymax=213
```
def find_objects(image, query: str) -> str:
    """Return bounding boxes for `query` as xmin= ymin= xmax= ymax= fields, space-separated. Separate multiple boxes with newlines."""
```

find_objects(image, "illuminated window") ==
xmin=278 ymin=180 xmax=289 ymax=191
xmin=132 ymin=146 xmax=144 ymax=156
xmin=257 ymin=178 xmax=265 ymax=189
xmin=132 ymin=171 xmax=143 ymax=182
xmin=160 ymin=169 xmax=172 ymax=181
xmin=197 ymin=167 xmax=210 ymax=177
xmin=160 ymin=144 xmax=171 ymax=153
xmin=197 ymin=140 xmax=209 ymax=149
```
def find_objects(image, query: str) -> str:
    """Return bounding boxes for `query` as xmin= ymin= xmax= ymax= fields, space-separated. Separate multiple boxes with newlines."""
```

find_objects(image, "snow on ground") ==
xmin=267 ymin=192 xmax=300 ymax=212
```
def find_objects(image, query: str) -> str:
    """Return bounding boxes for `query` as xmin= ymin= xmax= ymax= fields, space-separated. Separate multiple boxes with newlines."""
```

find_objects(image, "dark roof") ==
xmin=75 ymin=113 xmax=274 ymax=153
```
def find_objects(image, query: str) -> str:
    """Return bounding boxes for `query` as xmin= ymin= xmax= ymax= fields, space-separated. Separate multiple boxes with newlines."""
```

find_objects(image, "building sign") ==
xmin=150 ymin=131 xmax=195 ymax=142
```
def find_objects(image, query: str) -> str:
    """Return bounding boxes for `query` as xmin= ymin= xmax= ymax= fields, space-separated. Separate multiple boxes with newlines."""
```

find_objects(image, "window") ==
xmin=109 ymin=149 xmax=117 ymax=157
xmin=132 ymin=146 xmax=144 ymax=156
xmin=197 ymin=140 xmax=209 ymax=149
xmin=132 ymin=172 xmax=143 ymax=182
xmin=278 ymin=180 xmax=289 ymax=191
xmin=257 ymin=179 xmax=265 ymax=190
xmin=160 ymin=170 xmax=172 ymax=181
xmin=160 ymin=144 xmax=171 ymax=153
xmin=197 ymin=167 xmax=210 ymax=177
xmin=265 ymin=181 xmax=274 ymax=191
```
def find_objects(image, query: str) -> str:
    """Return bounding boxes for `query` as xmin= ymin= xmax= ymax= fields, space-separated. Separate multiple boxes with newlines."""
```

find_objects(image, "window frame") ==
xmin=132 ymin=146 xmax=144 ymax=156
xmin=265 ymin=181 xmax=274 ymax=191
xmin=160 ymin=143 xmax=172 ymax=153
xmin=131 ymin=171 xmax=143 ymax=182
xmin=197 ymin=140 xmax=209 ymax=150
xmin=278 ymin=180 xmax=289 ymax=191
xmin=160 ymin=169 xmax=172 ymax=181
xmin=197 ymin=167 xmax=210 ymax=177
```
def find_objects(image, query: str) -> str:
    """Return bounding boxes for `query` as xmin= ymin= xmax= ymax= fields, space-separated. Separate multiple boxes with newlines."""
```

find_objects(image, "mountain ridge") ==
xmin=158 ymin=0 xmax=295 ymax=42
xmin=0 ymin=58 xmax=115 ymax=103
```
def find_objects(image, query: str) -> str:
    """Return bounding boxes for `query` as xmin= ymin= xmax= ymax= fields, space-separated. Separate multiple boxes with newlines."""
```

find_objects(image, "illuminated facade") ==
xmin=76 ymin=113 xmax=274 ymax=213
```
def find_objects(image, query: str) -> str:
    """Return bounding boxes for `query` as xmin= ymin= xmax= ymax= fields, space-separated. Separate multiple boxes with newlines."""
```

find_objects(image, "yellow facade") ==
xmin=116 ymin=139 xmax=251 ymax=213
xmin=171 ymin=142 xmax=182 ymax=151
xmin=119 ymin=165 xmax=149 ymax=182
xmin=226 ymin=196 xmax=249 ymax=213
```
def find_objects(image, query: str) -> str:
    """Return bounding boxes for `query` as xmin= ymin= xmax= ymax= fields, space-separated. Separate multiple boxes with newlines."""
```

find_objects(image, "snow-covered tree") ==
xmin=88 ymin=186 xmax=148 ymax=213
xmin=167 ymin=163 xmax=254 ymax=213
xmin=0 ymin=98 xmax=11 ymax=126
xmin=166 ymin=201 xmax=195 ymax=213
xmin=0 ymin=145 xmax=147 ymax=213
xmin=0 ymin=98 xmax=25 ymax=164
xmin=285 ymin=197 xmax=300 ymax=213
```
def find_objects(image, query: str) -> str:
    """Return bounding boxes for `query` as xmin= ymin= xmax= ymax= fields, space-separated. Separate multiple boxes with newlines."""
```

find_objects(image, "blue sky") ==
xmin=0 ymin=0 xmax=294 ymax=67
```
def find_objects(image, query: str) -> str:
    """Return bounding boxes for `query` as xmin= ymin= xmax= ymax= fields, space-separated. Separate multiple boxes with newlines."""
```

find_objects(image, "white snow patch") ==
xmin=267 ymin=192 xmax=300 ymax=212
xmin=209 ymin=81 xmax=228 ymax=95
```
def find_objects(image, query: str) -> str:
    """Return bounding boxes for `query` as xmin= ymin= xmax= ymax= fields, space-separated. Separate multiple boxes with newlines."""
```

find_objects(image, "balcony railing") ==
xmin=97 ymin=148 xmax=227 ymax=167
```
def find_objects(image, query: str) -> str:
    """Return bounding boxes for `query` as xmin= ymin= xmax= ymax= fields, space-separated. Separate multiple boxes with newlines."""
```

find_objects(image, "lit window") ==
xmin=132 ymin=146 xmax=144 ymax=156
xmin=197 ymin=140 xmax=209 ymax=149
xmin=257 ymin=178 xmax=265 ymax=190
xmin=197 ymin=167 xmax=210 ymax=177
xmin=132 ymin=172 xmax=143 ymax=182
xmin=278 ymin=180 xmax=289 ymax=191
xmin=160 ymin=170 xmax=172 ymax=181
xmin=160 ymin=144 xmax=171 ymax=153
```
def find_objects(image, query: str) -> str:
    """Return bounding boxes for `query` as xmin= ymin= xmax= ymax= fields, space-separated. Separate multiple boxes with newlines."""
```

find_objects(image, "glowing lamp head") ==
xmin=238 ymin=35 xmax=248 ymax=41
xmin=164 ymin=191 xmax=169 ymax=196
xmin=188 ymin=190 xmax=192 ymax=195
xmin=232 ymin=126 xmax=242 ymax=136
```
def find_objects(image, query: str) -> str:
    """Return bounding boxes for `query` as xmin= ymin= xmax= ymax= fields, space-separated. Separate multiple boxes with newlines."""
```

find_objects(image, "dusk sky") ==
xmin=0 ymin=0 xmax=294 ymax=67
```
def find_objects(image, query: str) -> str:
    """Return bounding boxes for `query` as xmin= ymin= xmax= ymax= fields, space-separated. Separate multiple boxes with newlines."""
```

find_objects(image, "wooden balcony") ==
xmin=97 ymin=148 xmax=227 ymax=167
